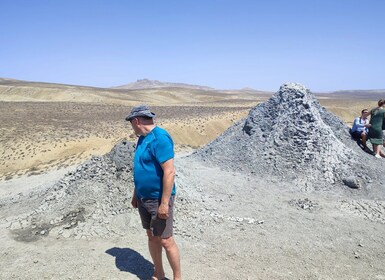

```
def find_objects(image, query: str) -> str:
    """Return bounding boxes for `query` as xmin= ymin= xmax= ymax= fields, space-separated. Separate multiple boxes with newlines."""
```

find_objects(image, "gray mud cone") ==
xmin=194 ymin=82 xmax=380 ymax=190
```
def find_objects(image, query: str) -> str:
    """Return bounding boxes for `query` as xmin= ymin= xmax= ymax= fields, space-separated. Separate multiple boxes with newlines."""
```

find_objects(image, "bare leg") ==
xmin=361 ymin=133 xmax=367 ymax=148
xmin=147 ymin=230 xmax=165 ymax=280
xmin=382 ymin=140 xmax=385 ymax=156
xmin=372 ymin=143 xmax=375 ymax=153
xmin=380 ymin=147 xmax=385 ymax=157
xmin=372 ymin=144 xmax=383 ymax=157
xmin=161 ymin=236 xmax=182 ymax=280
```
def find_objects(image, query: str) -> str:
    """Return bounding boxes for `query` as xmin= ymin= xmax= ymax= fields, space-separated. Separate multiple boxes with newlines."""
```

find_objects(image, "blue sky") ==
xmin=0 ymin=0 xmax=384 ymax=92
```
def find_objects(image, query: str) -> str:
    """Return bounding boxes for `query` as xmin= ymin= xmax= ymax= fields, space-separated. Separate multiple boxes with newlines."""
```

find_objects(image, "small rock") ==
xmin=354 ymin=251 xmax=360 ymax=259
xmin=343 ymin=177 xmax=360 ymax=189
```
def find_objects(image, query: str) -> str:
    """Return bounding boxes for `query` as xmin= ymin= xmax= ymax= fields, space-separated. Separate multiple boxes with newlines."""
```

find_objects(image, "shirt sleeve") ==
xmin=351 ymin=118 xmax=359 ymax=132
xmin=154 ymin=135 xmax=174 ymax=164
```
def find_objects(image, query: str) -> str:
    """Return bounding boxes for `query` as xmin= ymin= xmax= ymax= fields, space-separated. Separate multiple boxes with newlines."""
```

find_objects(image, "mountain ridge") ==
xmin=1 ymin=77 xmax=384 ymax=94
xmin=112 ymin=78 xmax=215 ymax=90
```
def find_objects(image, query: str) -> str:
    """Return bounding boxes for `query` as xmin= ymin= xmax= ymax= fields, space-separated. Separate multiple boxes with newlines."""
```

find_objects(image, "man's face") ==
xmin=129 ymin=117 xmax=141 ymax=136
xmin=362 ymin=110 xmax=369 ymax=118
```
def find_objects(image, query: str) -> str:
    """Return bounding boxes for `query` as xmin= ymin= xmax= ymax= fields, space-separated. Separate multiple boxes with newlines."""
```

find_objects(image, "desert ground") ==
xmin=0 ymin=98 xmax=379 ymax=181
xmin=1 ymin=79 xmax=385 ymax=279
xmin=0 ymin=102 xmax=251 ymax=180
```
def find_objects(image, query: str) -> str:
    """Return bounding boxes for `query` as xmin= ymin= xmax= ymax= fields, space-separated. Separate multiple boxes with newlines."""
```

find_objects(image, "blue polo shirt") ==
xmin=133 ymin=126 xmax=176 ymax=199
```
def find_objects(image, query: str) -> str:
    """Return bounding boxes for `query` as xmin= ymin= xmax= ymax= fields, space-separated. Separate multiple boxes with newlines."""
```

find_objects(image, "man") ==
xmin=126 ymin=105 xmax=181 ymax=280
xmin=351 ymin=109 xmax=371 ymax=150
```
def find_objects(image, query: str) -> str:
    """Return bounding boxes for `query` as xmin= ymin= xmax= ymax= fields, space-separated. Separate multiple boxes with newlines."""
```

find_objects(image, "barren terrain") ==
xmin=0 ymin=102 xmax=251 ymax=180
xmin=1 ymin=80 xmax=383 ymax=181
xmin=1 ymin=79 xmax=385 ymax=279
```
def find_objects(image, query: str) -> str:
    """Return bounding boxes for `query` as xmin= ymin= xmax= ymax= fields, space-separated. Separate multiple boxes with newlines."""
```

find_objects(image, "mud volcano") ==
xmin=195 ymin=83 xmax=383 ymax=191
xmin=1 ymin=140 xmax=137 ymax=241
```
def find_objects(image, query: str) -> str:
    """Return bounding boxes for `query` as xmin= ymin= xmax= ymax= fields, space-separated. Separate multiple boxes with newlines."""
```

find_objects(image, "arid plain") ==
xmin=1 ymin=78 xmax=383 ymax=181
xmin=1 ymin=78 xmax=385 ymax=280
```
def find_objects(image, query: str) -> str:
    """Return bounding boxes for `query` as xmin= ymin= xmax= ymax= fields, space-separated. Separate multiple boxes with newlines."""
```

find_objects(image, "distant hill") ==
xmin=316 ymin=89 xmax=385 ymax=100
xmin=0 ymin=77 xmax=271 ymax=105
xmin=0 ymin=77 xmax=107 ymax=90
xmin=112 ymin=79 xmax=215 ymax=90
xmin=3 ymin=77 xmax=382 ymax=105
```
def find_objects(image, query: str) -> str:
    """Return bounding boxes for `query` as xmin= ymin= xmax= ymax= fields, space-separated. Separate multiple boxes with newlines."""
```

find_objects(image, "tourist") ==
xmin=368 ymin=99 xmax=385 ymax=158
xmin=350 ymin=109 xmax=370 ymax=150
xmin=126 ymin=105 xmax=182 ymax=280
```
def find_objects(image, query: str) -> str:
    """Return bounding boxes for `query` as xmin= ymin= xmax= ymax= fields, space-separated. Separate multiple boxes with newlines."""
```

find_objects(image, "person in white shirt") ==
xmin=351 ymin=109 xmax=371 ymax=150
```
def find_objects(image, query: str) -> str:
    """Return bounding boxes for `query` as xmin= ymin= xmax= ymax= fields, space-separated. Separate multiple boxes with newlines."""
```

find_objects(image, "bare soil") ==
xmin=1 ymin=155 xmax=384 ymax=280
xmin=1 ymin=82 xmax=384 ymax=279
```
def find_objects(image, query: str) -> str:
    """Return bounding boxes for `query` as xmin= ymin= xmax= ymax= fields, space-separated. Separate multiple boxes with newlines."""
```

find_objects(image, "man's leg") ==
xmin=147 ymin=230 xmax=165 ymax=280
xmin=161 ymin=236 xmax=181 ymax=280
xmin=361 ymin=133 xmax=367 ymax=148
xmin=373 ymin=144 xmax=382 ymax=157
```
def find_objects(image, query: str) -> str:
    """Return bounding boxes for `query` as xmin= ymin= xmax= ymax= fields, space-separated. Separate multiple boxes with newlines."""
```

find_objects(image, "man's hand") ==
xmin=157 ymin=202 xmax=169 ymax=219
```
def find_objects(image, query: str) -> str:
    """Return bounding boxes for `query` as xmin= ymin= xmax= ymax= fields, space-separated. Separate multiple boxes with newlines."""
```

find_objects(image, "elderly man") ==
xmin=126 ymin=105 xmax=181 ymax=280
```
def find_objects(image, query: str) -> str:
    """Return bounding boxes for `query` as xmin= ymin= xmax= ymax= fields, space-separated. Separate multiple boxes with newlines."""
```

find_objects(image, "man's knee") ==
xmin=160 ymin=236 xmax=176 ymax=250
xmin=146 ymin=229 xmax=161 ymax=241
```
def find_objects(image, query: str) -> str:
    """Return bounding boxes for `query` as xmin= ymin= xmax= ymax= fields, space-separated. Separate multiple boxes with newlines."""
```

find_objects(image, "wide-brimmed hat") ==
xmin=125 ymin=105 xmax=156 ymax=121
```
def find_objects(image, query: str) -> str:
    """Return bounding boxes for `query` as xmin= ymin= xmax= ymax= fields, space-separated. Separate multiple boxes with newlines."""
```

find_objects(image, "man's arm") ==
xmin=351 ymin=117 xmax=359 ymax=131
xmin=157 ymin=158 xmax=175 ymax=219
xmin=131 ymin=188 xmax=137 ymax=208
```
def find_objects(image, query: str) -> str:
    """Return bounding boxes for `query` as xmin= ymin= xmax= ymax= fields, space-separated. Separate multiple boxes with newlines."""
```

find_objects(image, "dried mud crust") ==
xmin=0 ymin=147 xmax=385 ymax=279
xmin=339 ymin=199 xmax=385 ymax=224
xmin=2 ymin=140 xmax=136 ymax=241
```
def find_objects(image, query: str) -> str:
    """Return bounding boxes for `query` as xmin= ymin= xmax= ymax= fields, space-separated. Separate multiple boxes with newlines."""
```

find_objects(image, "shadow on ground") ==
xmin=105 ymin=247 xmax=154 ymax=280
xmin=352 ymin=138 xmax=375 ymax=156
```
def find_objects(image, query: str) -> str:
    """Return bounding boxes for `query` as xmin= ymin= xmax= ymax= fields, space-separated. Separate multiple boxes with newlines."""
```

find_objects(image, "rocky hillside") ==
xmin=1 ymin=140 xmax=136 ymax=241
xmin=193 ymin=83 xmax=385 ymax=191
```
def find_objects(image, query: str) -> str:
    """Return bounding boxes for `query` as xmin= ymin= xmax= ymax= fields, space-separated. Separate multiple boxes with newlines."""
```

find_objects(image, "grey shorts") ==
xmin=137 ymin=196 xmax=175 ymax=238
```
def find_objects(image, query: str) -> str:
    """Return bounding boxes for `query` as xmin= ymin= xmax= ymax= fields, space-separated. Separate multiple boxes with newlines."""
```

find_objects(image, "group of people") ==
xmin=351 ymin=99 xmax=385 ymax=158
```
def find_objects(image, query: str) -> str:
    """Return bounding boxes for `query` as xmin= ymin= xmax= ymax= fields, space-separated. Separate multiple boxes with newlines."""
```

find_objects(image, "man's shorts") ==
xmin=137 ymin=196 xmax=175 ymax=238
